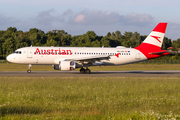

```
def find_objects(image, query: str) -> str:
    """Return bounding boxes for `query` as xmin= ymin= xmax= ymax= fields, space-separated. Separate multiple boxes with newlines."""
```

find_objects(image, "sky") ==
xmin=0 ymin=0 xmax=180 ymax=40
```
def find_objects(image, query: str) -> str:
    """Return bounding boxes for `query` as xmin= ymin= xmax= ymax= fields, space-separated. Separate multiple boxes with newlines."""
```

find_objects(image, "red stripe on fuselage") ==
xmin=134 ymin=43 xmax=169 ymax=59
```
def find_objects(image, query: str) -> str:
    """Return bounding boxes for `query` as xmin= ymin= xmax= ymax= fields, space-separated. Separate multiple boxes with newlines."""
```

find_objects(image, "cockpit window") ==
xmin=13 ymin=51 xmax=22 ymax=54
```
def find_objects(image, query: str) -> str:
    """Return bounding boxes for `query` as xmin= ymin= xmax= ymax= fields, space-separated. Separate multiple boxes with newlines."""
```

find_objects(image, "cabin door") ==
xmin=27 ymin=48 xmax=33 ymax=58
xmin=135 ymin=50 xmax=140 ymax=59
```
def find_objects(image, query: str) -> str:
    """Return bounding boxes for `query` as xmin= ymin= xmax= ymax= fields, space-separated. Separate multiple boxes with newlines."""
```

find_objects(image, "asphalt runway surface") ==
xmin=0 ymin=70 xmax=180 ymax=77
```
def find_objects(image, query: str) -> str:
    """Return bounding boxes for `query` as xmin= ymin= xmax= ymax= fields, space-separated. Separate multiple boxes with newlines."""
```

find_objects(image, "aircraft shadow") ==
xmin=90 ymin=71 xmax=176 ymax=74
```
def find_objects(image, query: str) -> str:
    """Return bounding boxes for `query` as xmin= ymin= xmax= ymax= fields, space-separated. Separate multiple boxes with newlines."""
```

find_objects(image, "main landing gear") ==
xmin=80 ymin=67 xmax=91 ymax=74
xmin=27 ymin=64 xmax=31 ymax=73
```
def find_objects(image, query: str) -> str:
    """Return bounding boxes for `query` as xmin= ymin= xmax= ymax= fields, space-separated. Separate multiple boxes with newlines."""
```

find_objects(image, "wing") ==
xmin=65 ymin=55 xmax=111 ymax=65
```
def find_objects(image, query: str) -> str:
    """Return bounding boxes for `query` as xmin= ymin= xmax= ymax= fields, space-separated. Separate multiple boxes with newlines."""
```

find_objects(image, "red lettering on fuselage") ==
xmin=35 ymin=48 xmax=40 ymax=55
xmin=41 ymin=50 xmax=46 ymax=55
xmin=34 ymin=48 xmax=72 ymax=55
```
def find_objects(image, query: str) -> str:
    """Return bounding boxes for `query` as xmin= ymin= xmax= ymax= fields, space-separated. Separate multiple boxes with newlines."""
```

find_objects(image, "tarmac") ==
xmin=0 ymin=70 xmax=180 ymax=77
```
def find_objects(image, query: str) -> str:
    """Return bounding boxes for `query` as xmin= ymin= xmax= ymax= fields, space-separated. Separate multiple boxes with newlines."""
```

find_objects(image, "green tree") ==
xmin=29 ymin=28 xmax=45 ymax=46
xmin=106 ymin=32 xmax=111 ymax=37
xmin=45 ymin=38 xmax=58 ymax=46
xmin=92 ymin=40 xmax=101 ymax=47
xmin=111 ymin=32 xmax=115 ymax=39
xmin=162 ymin=37 xmax=172 ymax=50
xmin=121 ymin=32 xmax=133 ymax=47
xmin=101 ymin=37 xmax=110 ymax=47
xmin=2 ymin=37 xmax=15 ymax=56
xmin=130 ymin=32 xmax=141 ymax=47
xmin=29 ymin=33 xmax=42 ymax=46
xmin=7 ymin=27 xmax=17 ymax=33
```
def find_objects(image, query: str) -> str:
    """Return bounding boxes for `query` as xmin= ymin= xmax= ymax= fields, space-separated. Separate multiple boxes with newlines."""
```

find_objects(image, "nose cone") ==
xmin=6 ymin=54 xmax=16 ymax=63
xmin=6 ymin=54 xmax=21 ymax=63
xmin=6 ymin=54 xmax=12 ymax=62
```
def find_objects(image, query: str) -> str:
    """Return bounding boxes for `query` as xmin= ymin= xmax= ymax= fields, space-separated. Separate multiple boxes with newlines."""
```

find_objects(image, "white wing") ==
xmin=65 ymin=55 xmax=111 ymax=65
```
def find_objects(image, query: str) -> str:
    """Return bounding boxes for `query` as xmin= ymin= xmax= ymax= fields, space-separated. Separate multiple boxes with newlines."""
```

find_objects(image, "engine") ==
xmin=54 ymin=61 xmax=76 ymax=71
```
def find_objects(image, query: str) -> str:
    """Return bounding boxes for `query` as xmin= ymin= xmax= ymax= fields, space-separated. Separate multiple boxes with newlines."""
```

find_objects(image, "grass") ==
xmin=1 ymin=63 xmax=180 ymax=71
xmin=0 ymin=77 xmax=180 ymax=119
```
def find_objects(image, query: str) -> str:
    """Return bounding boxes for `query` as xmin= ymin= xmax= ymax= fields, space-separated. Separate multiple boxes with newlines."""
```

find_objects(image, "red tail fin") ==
xmin=135 ymin=23 xmax=169 ymax=59
xmin=136 ymin=23 xmax=167 ymax=50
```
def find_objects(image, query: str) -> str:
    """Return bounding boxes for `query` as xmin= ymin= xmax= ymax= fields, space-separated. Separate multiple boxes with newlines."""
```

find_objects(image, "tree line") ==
xmin=0 ymin=27 xmax=180 ymax=60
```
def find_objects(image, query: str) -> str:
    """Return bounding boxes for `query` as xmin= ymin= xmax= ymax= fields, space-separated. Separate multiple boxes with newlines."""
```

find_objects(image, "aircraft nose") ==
xmin=6 ymin=54 xmax=13 ymax=63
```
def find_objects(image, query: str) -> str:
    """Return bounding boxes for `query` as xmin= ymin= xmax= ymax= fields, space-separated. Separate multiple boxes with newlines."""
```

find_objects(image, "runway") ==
xmin=0 ymin=70 xmax=180 ymax=77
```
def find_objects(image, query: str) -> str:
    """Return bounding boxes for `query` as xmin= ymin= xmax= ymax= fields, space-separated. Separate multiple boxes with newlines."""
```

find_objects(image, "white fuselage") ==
xmin=7 ymin=46 xmax=147 ymax=65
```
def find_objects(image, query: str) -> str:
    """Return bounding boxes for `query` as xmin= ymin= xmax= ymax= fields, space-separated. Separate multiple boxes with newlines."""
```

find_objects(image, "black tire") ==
xmin=80 ymin=68 xmax=85 ymax=74
xmin=85 ymin=69 xmax=91 ymax=74
xmin=27 ymin=69 xmax=31 ymax=73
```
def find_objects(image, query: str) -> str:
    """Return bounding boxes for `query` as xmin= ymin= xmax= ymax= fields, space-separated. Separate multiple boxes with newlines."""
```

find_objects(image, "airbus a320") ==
xmin=6 ymin=23 xmax=169 ymax=74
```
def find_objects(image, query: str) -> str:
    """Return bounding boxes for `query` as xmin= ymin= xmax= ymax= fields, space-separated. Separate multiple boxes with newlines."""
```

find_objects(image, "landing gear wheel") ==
xmin=85 ymin=69 xmax=91 ymax=74
xmin=27 ymin=69 xmax=31 ymax=73
xmin=27 ymin=64 xmax=32 ymax=73
xmin=80 ymin=68 xmax=85 ymax=74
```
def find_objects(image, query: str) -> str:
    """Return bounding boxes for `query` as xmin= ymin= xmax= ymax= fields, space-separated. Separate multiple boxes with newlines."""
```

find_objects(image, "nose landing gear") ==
xmin=27 ymin=64 xmax=31 ymax=73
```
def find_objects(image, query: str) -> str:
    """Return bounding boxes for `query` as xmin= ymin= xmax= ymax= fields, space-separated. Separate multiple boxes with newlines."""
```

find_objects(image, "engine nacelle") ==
xmin=54 ymin=61 xmax=76 ymax=71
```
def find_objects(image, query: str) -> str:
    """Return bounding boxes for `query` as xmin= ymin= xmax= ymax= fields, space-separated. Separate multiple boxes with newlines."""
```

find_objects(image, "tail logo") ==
xmin=150 ymin=35 xmax=161 ymax=43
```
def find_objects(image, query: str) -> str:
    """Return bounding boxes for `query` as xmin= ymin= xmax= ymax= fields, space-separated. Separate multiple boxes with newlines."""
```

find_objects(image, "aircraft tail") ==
xmin=137 ymin=23 xmax=167 ymax=49
xmin=135 ymin=23 xmax=169 ymax=59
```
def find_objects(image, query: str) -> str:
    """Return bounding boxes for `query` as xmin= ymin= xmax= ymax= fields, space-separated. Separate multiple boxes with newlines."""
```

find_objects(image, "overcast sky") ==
xmin=0 ymin=0 xmax=180 ymax=40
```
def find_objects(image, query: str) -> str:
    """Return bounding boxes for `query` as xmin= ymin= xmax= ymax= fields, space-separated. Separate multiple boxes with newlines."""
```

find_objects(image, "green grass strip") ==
xmin=0 ymin=77 xmax=180 ymax=119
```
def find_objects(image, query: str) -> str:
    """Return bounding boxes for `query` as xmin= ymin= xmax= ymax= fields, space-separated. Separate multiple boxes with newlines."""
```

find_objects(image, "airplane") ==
xmin=6 ymin=23 xmax=169 ymax=74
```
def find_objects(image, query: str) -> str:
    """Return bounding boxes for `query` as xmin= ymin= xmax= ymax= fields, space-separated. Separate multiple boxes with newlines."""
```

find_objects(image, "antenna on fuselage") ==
xmin=30 ymin=45 xmax=32 ymax=47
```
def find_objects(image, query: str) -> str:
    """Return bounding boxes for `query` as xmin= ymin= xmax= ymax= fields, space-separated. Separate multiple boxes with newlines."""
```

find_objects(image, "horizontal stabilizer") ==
xmin=149 ymin=51 xmax=169 ymax=55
